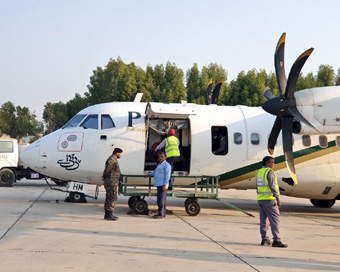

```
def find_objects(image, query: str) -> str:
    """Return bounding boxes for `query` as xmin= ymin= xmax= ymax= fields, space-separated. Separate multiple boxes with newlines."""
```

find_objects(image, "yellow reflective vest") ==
xmin=165 ymin=136 xmax=180 ymax=158
xmin=255 ymin=167 xmax=280 ymax=201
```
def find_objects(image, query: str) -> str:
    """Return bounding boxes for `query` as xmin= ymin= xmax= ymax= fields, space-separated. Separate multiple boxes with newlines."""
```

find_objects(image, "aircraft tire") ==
xmin=0 ymin=168 xmax=15 ymax=187
xmin=132 ymin=198 xmax=148 ymax=214
xmin=185 ymin=200 xmax=201 ymax=216
xmin=69 ymin=192 xmax=85 ymax=203
xmin=310 ymin=199 xmax=336 ymax=208
xmin=128 ymin=196 xmax=141 ymax=209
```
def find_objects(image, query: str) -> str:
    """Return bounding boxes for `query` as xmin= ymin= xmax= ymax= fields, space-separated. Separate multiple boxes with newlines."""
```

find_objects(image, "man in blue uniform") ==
xmin=256 ymin=156 xmax=287 ymax=248
xmin=145 ymin=152 xmax=171 ymax=218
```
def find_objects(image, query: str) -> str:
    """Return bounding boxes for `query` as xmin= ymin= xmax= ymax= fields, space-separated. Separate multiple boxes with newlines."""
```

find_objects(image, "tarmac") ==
xmin=0 ymin=180 xmax=340 ymax=272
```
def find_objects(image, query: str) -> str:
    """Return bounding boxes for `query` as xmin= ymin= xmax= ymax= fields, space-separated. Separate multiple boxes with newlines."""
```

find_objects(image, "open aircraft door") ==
xmin=144 ymin=102 xmax=199 ymax=176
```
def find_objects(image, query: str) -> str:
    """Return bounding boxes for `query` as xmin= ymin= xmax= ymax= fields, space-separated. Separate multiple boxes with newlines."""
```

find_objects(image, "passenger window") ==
xmin=101 ymin=114 xmax=115 ymax=129
xmin=251 ymin=133 xmax=260 ymax=145
xmin=211 ymin=126 xmax=228 ymax=155
xmin=63 ymin=114 xmax=87 ymax=128
xmin=234 ymin=133 xmax=242 ymax=145
xmin=336 ymin=136 xmax=340 ymax=148
xmin=319 ymin=135 xmax=328 ymax=148
xmin=302 ymin=135 xmax=311 ymax=147
xmin=80 ymin=114 xmax=98 ymax=129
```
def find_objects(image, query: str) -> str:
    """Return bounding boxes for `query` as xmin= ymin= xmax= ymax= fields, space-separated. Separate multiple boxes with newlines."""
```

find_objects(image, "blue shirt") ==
xmin=150 ymin=161 xmax=171 ymax=187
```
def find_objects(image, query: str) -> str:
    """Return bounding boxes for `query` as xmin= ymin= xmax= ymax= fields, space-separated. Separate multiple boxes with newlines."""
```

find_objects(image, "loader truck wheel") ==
xmin=0 ymin=168 xmax=15 ymax=187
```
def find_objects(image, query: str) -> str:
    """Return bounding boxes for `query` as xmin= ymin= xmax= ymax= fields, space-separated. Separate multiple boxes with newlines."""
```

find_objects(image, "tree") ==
xmin=85 ymin=57 xmax=154 ymax=105
xmin=0 ymin=101 xmax=43 ymax=139
xmin=43 ymin=102 xmax=68 ymax=134
xmin=227 ymin=69 xmax=270 ymax=107
xmin=296 ymin=72 xmax=316 ymax=91
xmin=0 ymin=102 xmax=16 ymax=137
xmin=186 ymin=63 xmax=201 ymax=103
xmin=66 ymin=93 xmax=89 ymax=120
xmin=335 ymin=68 xmax=340 ymax=86
xmin=316 ymin=65 xmax=335 ymax=87
xmin=186 ymin=63 xmax=228 ymax=105
xmin=162 ymin=62 xmax=186 ymax=103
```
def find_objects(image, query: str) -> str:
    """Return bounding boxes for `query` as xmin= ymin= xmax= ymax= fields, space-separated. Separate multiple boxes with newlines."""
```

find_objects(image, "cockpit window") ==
xmin=63 ymin=114 xmax=87 ymax=128
xmin=80 ymin=114 xmax=98 ymax=129
xmin=101 ymin=114 xmax=115 ymax=129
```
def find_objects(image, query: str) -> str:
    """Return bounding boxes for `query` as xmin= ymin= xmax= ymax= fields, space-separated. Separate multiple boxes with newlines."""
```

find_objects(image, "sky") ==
xmin=1 ymin=0 xmax=340 ymax=121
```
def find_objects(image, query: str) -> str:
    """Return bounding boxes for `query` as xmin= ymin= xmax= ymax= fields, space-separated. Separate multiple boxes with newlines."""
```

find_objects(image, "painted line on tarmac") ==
xmin=0 ymin=187 xmax=48 ymax=242
xmin=146 ymin=196 xmax=260 ymax=271
xmin=174 ymin=214 xmax=260 ymax=272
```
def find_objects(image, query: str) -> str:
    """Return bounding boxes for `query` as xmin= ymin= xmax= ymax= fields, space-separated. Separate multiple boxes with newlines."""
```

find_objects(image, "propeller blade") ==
xmin=205 ymin=78 xmax=213 ymax=105
xmin=268 ymin=117 xmax=282 ymax=155
xmin=286 ymin=107 xmax=315 ymax=128
xmin=285 ymin=48 xmax=314 ymax=99
xmin=275 ymin=33 xmax=287 ymax=96
xmin=282 ymin=117 xmax=298 ymax=184
xmin=263 ymin=87 xmax=274 ymax=100
xmin=211 ymin=77 xmax=224 ymax=104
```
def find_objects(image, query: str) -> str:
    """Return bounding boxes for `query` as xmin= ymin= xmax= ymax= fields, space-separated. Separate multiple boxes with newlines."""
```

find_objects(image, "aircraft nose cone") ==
xmin=20 ymin=140 xmax=40 ymax=171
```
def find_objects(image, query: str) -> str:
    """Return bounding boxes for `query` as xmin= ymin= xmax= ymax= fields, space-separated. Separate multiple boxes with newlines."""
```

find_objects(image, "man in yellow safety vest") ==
xmin=256 ymin=156 xmax=287 ymax=248
xmin=155 ymin=129 xmax=180 ymax=184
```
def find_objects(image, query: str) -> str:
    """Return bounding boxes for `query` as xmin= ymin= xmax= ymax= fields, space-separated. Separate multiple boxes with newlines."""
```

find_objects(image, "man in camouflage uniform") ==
xmin=102 ymin=148 xmax=123 ymax=221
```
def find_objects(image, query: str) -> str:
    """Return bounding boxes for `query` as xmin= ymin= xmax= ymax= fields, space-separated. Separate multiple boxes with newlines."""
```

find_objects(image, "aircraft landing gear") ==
xmin=68 ymin=192 xmax=86 ymax=203
xmin=310 ymin=199 xmax=336 ymax=208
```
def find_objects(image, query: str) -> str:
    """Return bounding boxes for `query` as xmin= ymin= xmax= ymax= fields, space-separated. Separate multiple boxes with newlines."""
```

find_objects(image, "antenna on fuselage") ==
xmin=134 ymin=93 xmax=143 ymax=103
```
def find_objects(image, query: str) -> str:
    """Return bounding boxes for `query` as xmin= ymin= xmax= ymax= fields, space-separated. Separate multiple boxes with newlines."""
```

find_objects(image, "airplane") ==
xmin=20 ymin=33 xmax=340 ymax=209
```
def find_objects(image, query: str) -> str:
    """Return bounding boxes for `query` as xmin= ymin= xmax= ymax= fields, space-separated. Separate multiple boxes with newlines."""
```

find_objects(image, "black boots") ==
xmin=261 ymin=238 xmax=271 ymax=246
xmin=272 ymin=241 xmax=288 ymax=248
xmin=104 ymin=210 xmax=119 ymax=221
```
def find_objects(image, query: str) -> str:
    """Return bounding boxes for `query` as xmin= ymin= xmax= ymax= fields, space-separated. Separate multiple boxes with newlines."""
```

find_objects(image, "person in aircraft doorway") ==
xmin=102 ymin=148 xmax=123 ymax=221
xmin=256 ymin=156 xmax=287 ymax=248
xmin=155 ymin=129 xmax=180 ymax=185
xmin=213 ymin=132 xmax=227 ymax=155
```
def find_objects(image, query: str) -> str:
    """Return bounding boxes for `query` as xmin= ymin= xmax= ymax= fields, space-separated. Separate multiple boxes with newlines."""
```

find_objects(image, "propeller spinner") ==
xmin=262 ymin=33 xmax=314 ymax=184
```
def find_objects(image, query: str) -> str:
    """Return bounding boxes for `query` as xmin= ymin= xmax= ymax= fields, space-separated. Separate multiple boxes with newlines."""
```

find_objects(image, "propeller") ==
xmin=205 ymin=78 xmax=213 ymax=105
xmin=206 ymin=77 xmax=224 ymax=105
xmin=262 ymin=33 xmax=315 ymax=184
xmin=211 ymin=77 xmax=224 ymax=104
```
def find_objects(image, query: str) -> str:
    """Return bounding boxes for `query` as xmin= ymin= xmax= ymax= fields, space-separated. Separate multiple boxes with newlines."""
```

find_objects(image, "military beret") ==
xmin=113 ymin=148 xmax=123 ymax=154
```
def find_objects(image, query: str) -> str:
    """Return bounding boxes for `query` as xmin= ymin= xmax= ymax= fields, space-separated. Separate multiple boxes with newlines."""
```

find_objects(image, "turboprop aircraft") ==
xmin=21 ymin=33 xmax=340 ymax=208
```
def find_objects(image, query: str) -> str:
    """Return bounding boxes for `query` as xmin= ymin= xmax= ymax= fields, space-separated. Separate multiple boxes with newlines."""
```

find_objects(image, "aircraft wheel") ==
xmin=69 ymin=192 xmax=85 ymax=203
xmin=128 ymin=196 xmax=141 ymax=209
xmin=0 ymin=169 xmax=15 ymax=187
xmin=185 ymin=200 xmax=201 ymax=216
xmin=310 ymin=199 xmax=336 ymax=208
xmin=132 ymin=198 xmax=148 ymax=214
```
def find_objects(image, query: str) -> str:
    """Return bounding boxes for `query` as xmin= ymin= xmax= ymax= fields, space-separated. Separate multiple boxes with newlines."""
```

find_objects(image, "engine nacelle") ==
xmin=295 ymin=86 xmax=340 ymax=135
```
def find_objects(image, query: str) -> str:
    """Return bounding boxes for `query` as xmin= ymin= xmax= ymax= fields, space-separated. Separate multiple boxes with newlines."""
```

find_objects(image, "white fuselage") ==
xmin=21 ymin=99 xmax=340 ymax=201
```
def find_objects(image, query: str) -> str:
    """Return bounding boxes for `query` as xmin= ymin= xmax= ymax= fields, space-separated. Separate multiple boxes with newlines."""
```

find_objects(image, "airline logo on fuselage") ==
xmin=57 ymin=154 xmax=82 ymax=170
xmin=128 ymin=111 xmax=141 ymax=127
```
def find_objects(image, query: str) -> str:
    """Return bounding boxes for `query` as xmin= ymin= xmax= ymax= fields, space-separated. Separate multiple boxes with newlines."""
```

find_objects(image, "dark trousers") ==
xmin=258 ymin=200 xmax=281 ymax=242
xmin=166 ymin=156 xmax=179 ymax=185
xmin=157 ymin=186 xmax=167 ymax=217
